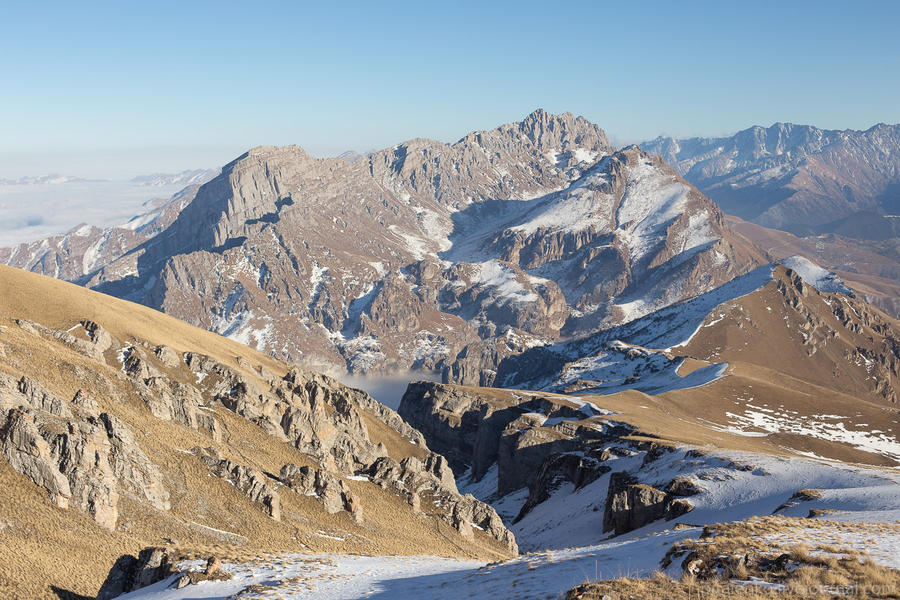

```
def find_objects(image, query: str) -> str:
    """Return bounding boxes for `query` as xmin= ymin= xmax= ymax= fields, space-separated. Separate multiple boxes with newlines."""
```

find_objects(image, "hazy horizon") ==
xmin=3 ymin=0 xmax=899 ymax=179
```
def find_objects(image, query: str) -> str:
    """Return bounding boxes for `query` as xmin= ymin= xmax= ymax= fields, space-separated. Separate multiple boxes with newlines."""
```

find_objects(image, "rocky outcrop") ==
xmin=123 ymin=347 xmax=222 ymax=440
xmin=100 ymin=413 xmax=171 ymax=511
xmin=398 ymin=382 xmax=496 ymax=475
xmin=13 ymin=318 xmax=114 ymax=362
xmin=364 ymin=455 xmax=517 ymax=553
xmin=4 ymin=375 xmax=72 ymax=418
xmin=0 ymin=406 xmax=120 ymax=529
xmin=96 ymin=547 xmax=180 ymax=600
xmin=280 ymin=463 xmax=362 ymax=523
xmin=0 ymin=361 xmax=176 ymax=530
xmin=197 ymin=449 xmax=281 ymax=520
xmin=399 ymin=381 xmax=625 ymax=493
xmin=516 ymin=452 xmax=611 ymax=521
xmin=602 ymin=472 xmax=693 ymax=536
xmin=0 ymin=408 xmax=73 ymax=509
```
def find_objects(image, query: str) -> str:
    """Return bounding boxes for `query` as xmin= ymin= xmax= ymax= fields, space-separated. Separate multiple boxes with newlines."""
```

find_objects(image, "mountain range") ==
xmin=0 ymin=110 xmax=769 ymax=379
xmin=1 ymin=111 xmax=900 ymax=599
xmin=641 ymin=122 xmax=900 ymax=234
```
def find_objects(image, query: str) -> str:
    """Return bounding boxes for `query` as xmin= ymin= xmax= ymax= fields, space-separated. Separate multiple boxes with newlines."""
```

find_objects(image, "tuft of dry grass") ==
xmin=573 ymin=515 xmax=900 ymax=600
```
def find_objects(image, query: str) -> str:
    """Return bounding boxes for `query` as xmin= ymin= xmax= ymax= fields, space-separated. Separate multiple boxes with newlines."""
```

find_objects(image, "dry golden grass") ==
xmin=570 ymin=515 xmax=900 ymax=600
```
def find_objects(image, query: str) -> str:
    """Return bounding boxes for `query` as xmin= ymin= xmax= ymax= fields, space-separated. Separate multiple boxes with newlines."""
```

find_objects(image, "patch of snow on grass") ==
xmin=723 ymin=409 xmax=900 ymax=462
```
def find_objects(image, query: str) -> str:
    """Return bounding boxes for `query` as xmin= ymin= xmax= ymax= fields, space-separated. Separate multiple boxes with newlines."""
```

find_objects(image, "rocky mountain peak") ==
xmin=5 ymin=112 xmax=765 ymax=378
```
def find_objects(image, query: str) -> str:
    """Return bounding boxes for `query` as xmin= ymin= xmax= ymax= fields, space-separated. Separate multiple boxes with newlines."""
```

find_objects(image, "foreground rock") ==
xmin=96 ymin=547 xmax=179 ymax=599
xmin=602 ymin=472 xmax=693 ymax=536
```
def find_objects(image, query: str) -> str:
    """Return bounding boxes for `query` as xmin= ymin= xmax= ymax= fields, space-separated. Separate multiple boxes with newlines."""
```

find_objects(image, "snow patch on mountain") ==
xmin=471 ymin=260 xmax=539 ymax=303
xmin=780 ymin=255 xmax=851 ymax=294
xmin=720 ymin=405 xmax=900 ymax=461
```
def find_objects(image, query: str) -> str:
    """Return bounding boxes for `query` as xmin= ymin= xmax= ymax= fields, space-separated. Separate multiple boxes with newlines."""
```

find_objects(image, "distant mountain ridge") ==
xmin=0 ymin=174 xmax=87 ymax=185
xmin=130 ymin=168 xmax=218 ymax=187
xmin=642 ymin=122 xmax=900 ymax=234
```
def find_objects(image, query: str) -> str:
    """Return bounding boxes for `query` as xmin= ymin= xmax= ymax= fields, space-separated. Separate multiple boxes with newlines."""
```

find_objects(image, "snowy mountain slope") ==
xmin=114 ymin=530 xmax=697 ymax=600
xmin=492 ymin=261 xmax=898 ymax=408
xmin=467 ymin=444 xmax=900 ymax=553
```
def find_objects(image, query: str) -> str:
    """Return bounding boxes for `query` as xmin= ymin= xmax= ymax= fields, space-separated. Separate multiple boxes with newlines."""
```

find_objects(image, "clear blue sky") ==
xmin=2 ymin=0 xmax=898 ymax=178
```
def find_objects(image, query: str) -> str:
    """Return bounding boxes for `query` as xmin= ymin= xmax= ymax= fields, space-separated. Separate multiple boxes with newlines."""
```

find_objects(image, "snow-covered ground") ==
xmin=118 ymin=529 xmax=697 ymax=600
xmin=717 ymin=404 xmax=900 ymax=462
xmin=499 ymin=264 xmax=776 ymax=392
xmin=462 ymin=445 xmax=900 ymax=553
xmin=116 ymin=442 xmax=900 ymax=599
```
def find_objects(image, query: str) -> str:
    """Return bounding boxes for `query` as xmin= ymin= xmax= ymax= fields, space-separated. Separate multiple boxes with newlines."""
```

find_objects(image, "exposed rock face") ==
xmin=95 ymin=547 xmax=179 ymax=600
xmin=643 ymin=123 xmax=900 ymax=234
xmin=516 ymin=452 xmax=611 ymax=520
xmin=10 ymin=375 xmax=72 ymax=418
xmin=768 ymin=268 xmax=900 ymax=404
xmin=0 ymin=405 xmax=120 ymax=529
xmin=280 ymin=463 xmax=361 ymax=522
xmin=602 ymin=472 xmax=693 ymax=536
xmin=398 ymin=382 xmax=499 ymax=476
xmin=123 ymin=346 xmax=222 ymax=441
xmin=0 ymin=408 xmax=73 ymax=509
xmin=399 ymin=381 xmax=623 ymax=496
xmin=2 ymin=111 xmax=765 ymax=383
xmin=198 ymin=451 xmax=281 ymax=520
xmin=364 ymin=454 xmax=516 ymax=553
xmin=100 ymin=413 xmax=171 ymax=511
xmin=0 ymin=322 xmax=212 ymax=530
xmin=177 ymin=353 xmax=517 ymax=550
xmin=401 ymin=381 xmax=708 ymax=543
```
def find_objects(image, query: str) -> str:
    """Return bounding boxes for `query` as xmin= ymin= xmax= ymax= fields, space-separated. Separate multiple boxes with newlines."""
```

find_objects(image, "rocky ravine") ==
xmin=1 ymin=110 xmax=767 ymax=382
xmin=397 ymin=382 xmax=699 ymax=548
